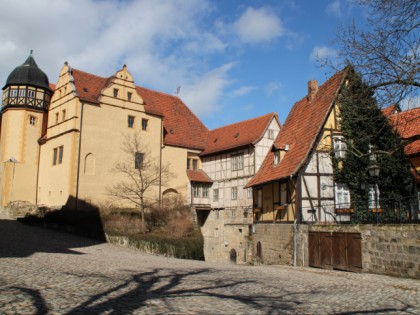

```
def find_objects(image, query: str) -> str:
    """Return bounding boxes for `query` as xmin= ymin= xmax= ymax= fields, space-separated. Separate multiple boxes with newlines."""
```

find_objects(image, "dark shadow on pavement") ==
xmin=0 ymin=218 xmax=102 ymax=258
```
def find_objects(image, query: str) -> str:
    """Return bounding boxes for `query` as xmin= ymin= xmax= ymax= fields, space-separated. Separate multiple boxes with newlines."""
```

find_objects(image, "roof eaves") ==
xmin=291 ymin=70 xmax=347 ymax=176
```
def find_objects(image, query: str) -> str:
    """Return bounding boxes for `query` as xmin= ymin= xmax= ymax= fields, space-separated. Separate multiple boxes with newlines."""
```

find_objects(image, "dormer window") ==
xmin=113 ymin=88 xmax=119 ymax=98
xmin=274 ymin=150 xmax=280 ymax=165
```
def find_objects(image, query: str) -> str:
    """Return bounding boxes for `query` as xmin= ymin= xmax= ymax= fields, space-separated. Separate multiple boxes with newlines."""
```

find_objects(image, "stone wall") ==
xmin=252 ymin=223 xmax=294 ymax=265
xmin=296 ymin=224 xmax=420 ymax=279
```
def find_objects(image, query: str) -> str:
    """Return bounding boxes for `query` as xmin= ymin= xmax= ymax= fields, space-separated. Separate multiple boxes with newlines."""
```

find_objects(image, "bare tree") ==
xmin=107 ymin=132 xmax=173 ymax=232
xmin=329 ymin=0 xmax=419 ymax=108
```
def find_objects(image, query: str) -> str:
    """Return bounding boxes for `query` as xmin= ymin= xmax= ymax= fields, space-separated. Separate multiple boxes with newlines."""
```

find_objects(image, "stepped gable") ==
xmin=187 ymin=169 xmax=213 ymax=183
xmin=201 ymin=112 xmax=278 ymax=156
xmin=136 ymin=86 xmax=209 ymax=150
xmin=68 ymin=68 xmax=208 ymax=150
xmin=247 ymin=70 xmax=347 ymax=187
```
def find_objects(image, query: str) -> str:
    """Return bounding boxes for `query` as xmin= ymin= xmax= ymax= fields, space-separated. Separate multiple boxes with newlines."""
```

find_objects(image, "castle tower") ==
xmin=0 ymin=51 xmax=52 ymax=208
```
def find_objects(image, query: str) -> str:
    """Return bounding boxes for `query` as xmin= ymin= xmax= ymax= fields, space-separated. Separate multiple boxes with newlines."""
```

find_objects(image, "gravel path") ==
xmin=0 ymin=213 xmax=419 ymax=314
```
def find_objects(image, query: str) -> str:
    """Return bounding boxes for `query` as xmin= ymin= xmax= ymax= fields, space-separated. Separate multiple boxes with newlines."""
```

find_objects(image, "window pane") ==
xmin=53 ymin=148 xmax=57 ymax=165
xmin=142 ymin=119 xmax=148 ymax=131
xmin=58 ymin=146 xmax=63 ymax=164
xmin=135 ymin=152 xmax=144 ymax=169
xmin=128 ymin=116 xmax=135 ymax=128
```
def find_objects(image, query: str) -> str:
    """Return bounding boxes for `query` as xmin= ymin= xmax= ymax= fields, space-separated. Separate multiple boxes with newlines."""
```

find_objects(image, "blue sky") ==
xmin=0 ymin=0 xmax=365 ymax=129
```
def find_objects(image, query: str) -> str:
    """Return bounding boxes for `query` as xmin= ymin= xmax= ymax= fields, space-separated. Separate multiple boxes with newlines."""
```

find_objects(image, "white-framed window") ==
xmin=231 ymin=152 xmax=244 ymax=171
xmin=213 ymin=189 xmax=219 ymax=202
xmin=19 ymin=89 xmax=26 ymax=97
xmin=368 ymin=184 xmax=380 ymax=209
xmin=128 ymin=115 xmax=135 ymax=128
xmin=9 ymin=89 xmax=17 ymax=97
xmin=274 ymin=150 xmax=280 ymax=165
xmin=203 ymin=185 xmax=209 ymax=198
xmin=193 ymin=185 xmax=201 ymax=198
xmin=333 ymin=135 xmax=347 ymax=159
xmin=28 ymin=90 xmax=36 ymax=98
xmin=231 ymin=187 xmax=238 ymax=200
xmin=247 ymin=188 xmax=253 ymax=199
xmin=53 ymin=146 xmax=64 ymax=165
xmin=335 ymin=183 xmax=351 ymax=209
xmin=268 ymin=129 xmax=275 ymax=139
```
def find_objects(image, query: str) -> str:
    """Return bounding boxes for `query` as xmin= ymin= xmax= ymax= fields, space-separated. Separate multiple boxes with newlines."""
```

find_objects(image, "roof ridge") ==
xmin=210 ymin=112 xmax=276 ymax=132
xmin=71 ymin=67 xmax=110 ymax=80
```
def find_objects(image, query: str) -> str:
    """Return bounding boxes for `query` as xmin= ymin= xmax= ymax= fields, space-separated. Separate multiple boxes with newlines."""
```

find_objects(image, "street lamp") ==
xmin=368 ymin=163 xmax=380 ymax=224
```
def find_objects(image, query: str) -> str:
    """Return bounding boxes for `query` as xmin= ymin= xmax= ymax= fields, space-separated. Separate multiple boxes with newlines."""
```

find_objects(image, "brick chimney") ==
xmin=308 ymin=80 xmax=318 ymax=102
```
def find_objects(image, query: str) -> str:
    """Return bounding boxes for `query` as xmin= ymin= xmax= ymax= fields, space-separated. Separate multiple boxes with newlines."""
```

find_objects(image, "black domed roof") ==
xmin=4 ymin=52 xmax=50 ymax=90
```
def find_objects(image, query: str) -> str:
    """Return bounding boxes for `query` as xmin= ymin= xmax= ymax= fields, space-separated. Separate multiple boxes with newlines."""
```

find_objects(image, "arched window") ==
xmin=84 ymin=153 xmax=95 ymax=175
xmin=256 ymin=241 xmax=262 ymax=259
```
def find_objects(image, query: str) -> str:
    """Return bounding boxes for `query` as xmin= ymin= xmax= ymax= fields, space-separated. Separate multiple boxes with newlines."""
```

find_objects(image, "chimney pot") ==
xmin=308 ymin=80 xmax=318 ymax=101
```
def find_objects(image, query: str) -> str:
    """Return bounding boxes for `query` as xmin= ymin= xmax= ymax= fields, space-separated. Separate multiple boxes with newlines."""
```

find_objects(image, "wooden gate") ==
xmin=309 ymin=231 xmax=362 ymax=273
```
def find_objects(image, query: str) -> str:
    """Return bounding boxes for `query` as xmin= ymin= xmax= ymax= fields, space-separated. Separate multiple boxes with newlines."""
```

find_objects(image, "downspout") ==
xmin=293 ymin=219 xmax=297 ymax=267
xmin=159 ymin=118 xmax=163 ymax=207
xmin=75 ymin=102 xmax=85 ymax=211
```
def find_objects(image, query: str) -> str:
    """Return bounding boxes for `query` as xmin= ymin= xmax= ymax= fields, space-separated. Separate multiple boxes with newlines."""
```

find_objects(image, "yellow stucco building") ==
xmin=0 ymin=52 xmax=209 ymax=211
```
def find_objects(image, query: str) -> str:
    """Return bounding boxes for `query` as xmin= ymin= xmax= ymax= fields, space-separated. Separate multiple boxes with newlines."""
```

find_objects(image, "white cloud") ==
xmin=180 ymin=63 xmax=234 ymax=117
xmin=230 ymin=85 xmax=256 ymax=97
xmin=326 ymin=0 xmax=342 ymax=17
xmin=310 ymin=46 xmax=338 ymax=62
xmin=265 ymin=81 xmax=283 ymax=96
xmin=0 ymin=0 xmax=231 ymax=118
xmin=233 ymin=7 xmax=284 ymax=44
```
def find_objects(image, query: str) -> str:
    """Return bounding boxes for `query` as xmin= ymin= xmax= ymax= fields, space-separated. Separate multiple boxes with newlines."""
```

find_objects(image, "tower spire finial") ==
xmin=30 ymin=49 xmax=33 ymax=56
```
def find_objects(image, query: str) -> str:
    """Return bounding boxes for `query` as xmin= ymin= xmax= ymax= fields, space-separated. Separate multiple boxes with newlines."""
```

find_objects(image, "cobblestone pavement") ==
xmin=0 ymin=214 xmax=419 ymax=315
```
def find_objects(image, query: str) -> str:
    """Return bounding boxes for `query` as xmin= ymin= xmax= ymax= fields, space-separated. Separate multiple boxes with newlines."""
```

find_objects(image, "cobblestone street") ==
xmin=0 ymin=215 xmax=419 ymax=315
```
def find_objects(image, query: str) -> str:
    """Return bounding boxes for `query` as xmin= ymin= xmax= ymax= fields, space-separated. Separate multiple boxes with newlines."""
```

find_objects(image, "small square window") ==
xmin=128 ymin=115 xmax=135 ymax=128
xmin=29 ymin=116 xmax=36 ymax=126
xmin=142 ymin=119 xmax=148 ymax=131
xmin=113 ymin=88 xmax=119 ymax=98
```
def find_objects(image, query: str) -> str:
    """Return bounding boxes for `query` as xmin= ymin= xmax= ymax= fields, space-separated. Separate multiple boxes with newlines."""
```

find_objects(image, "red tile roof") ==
xmin=247 ymin=70 xmax=347 ymax=187
xmin=66 ymin=68 xmax=208 ymax=150
xmin=386 ymin=107 xmax=420 ymax=156
xmin=187 ymin=169 xmax=213 ymax=183
xmin=201 ymin=113 xmax=278 ymax=156
xmin=136 ymin=86 xmax=209 ymax=150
